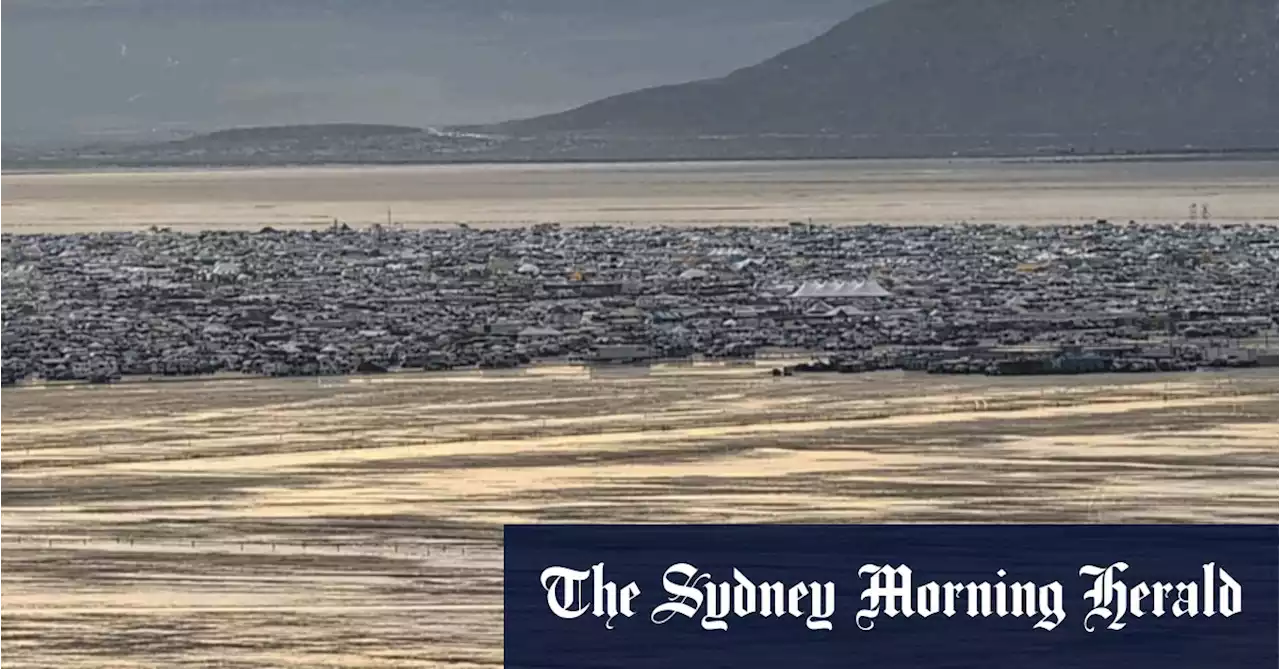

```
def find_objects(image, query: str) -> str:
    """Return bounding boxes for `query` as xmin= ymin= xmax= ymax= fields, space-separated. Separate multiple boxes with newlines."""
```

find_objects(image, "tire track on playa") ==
xmin=2 ymin=393 xmax=608 ymax=437
xmin=2 ymin=604 xmax=500 ymax=616
xmin=5 ymin=392 xmax=1268 ymax=479
xmin=1 ymin=406 xmax=728 ymax=473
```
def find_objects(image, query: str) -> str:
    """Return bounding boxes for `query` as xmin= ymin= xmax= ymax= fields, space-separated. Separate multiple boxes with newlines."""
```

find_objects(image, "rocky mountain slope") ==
xmin=481 ymin=0 xmax=1278 ymax=155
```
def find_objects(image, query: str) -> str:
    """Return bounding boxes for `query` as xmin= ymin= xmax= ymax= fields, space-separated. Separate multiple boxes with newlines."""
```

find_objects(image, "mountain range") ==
xmin=8 ymin=0 xmax=1276 ymax=165
xmin=479 ymin=0 xmax=1277 ymax=155
xmin=3 ymin=0 xmax=866 ymax=144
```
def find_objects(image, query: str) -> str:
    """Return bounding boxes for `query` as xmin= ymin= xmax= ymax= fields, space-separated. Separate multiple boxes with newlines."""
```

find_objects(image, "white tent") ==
xmin=790 ymin=278 xmax=891 ymax=299
xmin=848 ymin=277 xmax=891 ymax=297
xmin=212 ymin=261 xmax=241 ymax=276
xmin=804 ymin=301 xmax=835 ymax=315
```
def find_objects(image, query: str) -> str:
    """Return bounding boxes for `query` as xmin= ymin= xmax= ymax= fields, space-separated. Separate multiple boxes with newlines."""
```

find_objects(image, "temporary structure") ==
xmin=790 ymin=278 xmax=891 ymax=299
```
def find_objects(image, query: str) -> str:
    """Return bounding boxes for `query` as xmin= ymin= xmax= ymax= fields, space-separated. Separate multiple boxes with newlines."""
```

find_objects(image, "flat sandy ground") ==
xmin=2 ymin=367 xmax=1277 ymax=668
xmin=3 ymin=158 xmax=1277 ymax=232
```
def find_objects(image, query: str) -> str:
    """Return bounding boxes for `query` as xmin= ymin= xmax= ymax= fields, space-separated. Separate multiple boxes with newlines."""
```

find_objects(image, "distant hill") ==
xmin=478 ymin=0 xmax=1278 ymax=154
xmin=5 ymin=0 xmax=871 ymax=145
xmin=11 ymin=0 xmax=1277 ymax=167
xmin=182 ymin=124 xmax=424 ymax=144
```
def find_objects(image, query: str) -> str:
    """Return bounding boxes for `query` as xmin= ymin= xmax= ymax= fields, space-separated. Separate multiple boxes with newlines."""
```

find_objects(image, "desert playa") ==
xmin=3 ymin=158 xmax=1277 ymax=232
xmin=2 ymin=156 xmax=1278 ymax=668
xmin=2 ymin=367 xmax=1277 ymax=667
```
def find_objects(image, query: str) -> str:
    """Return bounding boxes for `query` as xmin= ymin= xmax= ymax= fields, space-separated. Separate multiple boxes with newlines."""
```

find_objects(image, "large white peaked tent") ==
xmin=789 ymin=278 xmax=891 ymax=299
xmin=849 ymin=277 xmax=891 ymax=297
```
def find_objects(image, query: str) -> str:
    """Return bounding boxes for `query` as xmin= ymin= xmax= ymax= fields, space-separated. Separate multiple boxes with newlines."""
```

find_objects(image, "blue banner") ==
xmin=505 ymin=525 xmax=1277 ymax=669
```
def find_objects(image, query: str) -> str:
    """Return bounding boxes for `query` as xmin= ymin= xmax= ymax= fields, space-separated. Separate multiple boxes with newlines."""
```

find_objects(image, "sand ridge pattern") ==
xmin=2 ymin=368 xmax=1277 ymax=667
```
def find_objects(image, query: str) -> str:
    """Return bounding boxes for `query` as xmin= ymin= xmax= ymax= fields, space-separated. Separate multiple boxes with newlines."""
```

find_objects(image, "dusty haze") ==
xmin=2 ymin=0 xmax=879 ymax=145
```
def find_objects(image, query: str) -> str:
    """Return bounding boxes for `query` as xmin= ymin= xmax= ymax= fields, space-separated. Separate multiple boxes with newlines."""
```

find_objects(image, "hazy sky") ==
xmin=2 ymin=1 xmax=882 ymax=144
